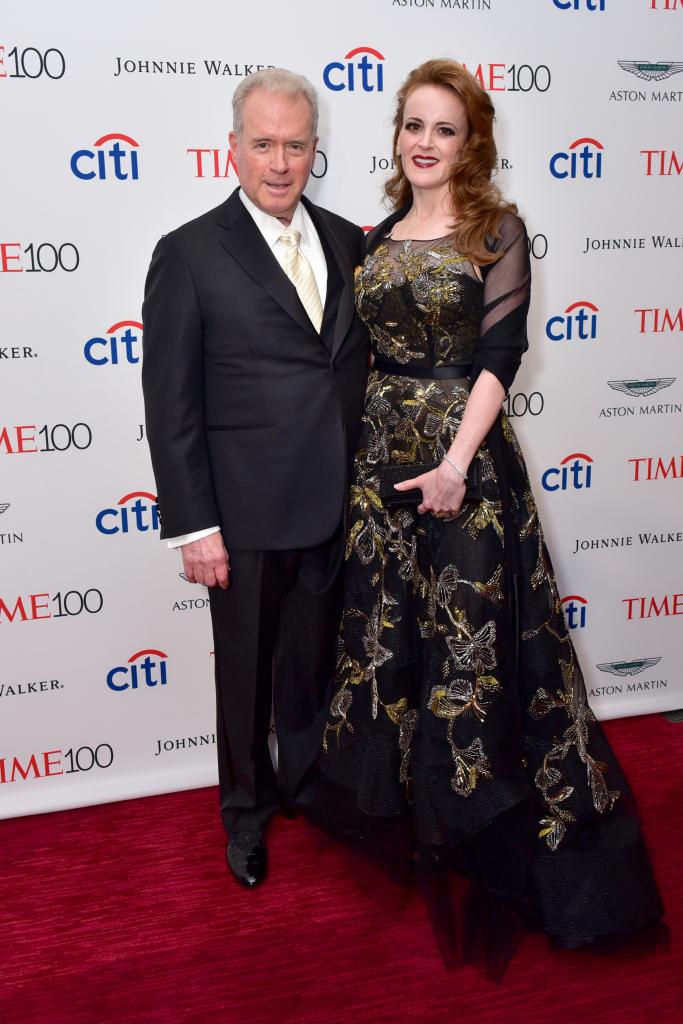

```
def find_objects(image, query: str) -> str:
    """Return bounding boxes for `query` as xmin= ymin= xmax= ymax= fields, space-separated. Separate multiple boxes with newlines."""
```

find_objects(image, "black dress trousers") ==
xmin=209 ymin=528 xmax=344 ymax=833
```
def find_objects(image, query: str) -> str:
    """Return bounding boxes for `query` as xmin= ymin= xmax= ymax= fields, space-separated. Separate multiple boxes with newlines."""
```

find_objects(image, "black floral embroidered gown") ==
xmin=316 ymin=209 xmax=662 ymax=947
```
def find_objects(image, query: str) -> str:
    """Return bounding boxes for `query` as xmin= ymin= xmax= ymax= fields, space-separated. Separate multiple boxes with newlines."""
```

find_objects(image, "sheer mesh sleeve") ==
xmin=473 ymin=213 xmax=531 ymax=394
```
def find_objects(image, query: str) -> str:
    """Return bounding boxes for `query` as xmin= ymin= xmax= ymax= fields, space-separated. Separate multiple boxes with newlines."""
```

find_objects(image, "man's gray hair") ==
xmin=232 ymin=68 xmax=319 ymax=138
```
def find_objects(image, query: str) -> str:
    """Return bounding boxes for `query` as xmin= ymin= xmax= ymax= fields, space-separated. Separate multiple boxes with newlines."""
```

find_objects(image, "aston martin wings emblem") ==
xmin=596 ymin=658 xmax=661 ymax=676
xmin=618 ymin=61 xmax=683 ymax=82
xmin=0 ymin=503 xmax=9 ymax=515
xmin=607 ymin=378 xmax=675 ymax=397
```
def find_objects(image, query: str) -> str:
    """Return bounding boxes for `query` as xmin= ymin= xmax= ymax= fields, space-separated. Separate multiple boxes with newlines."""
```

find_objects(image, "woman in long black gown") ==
xmin=314 ymin=59 xmax=663 ymax=950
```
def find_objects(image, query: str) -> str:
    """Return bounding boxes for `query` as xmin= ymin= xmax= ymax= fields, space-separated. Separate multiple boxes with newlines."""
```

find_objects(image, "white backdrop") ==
xmin=2 ymin=0 xmax=682 ymax=818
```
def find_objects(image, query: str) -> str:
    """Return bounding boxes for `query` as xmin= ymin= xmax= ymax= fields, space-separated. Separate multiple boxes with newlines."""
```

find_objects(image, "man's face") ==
xmin=229 ymin=89 xmax=318 ymax=224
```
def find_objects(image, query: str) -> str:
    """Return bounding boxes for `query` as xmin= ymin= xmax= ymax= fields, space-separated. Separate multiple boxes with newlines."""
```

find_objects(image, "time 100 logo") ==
xmin=503 ymin=392 xmax=544 ymax=418
xmin=0 ymin=44 xmax=66 ymax=79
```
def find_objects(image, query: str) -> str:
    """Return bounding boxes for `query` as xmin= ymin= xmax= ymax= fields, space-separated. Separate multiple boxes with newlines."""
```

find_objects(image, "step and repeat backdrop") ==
xmin=2 ymin=0 xmax=681 ymax=817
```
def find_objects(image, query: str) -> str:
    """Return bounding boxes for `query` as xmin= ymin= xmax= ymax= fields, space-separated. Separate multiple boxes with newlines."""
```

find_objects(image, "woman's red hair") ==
xmin=384 ymin=58 xmax=519 ymax=264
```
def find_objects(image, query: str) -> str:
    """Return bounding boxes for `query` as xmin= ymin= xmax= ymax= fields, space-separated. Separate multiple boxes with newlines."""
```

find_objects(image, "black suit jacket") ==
xmin=141 ymin=187 xmax=369 ymax=549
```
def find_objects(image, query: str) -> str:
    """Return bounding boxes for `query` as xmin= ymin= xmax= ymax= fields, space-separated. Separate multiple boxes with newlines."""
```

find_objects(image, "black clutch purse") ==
xmin=378 ymin=459 xmax=483 ymax=507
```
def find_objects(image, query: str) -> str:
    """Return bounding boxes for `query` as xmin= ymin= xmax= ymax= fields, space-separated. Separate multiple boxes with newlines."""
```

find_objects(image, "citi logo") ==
xmin=96 ymin=491 xmax=159 ymax=534
xmin=561 ymin=594 xmax=588 ymax=629
xmin=542 ymin=452 xmax=593 ymax=491
xmin=550 ymin=137 xmax=604 ymax=179
xmin=323 ymin=46 xmax=384 ymax=92
xmin=649 ymin=1 xmax=682 ymax=9
xmin=641 ymin=149 xmax=683 ymax=176
xmin=107 ymin=649 xmax=168 ymax=692
xmin=546 ymin=300 xmax=599 ymax=341
xmin=84 ymin=320 xmax=142 ymax=365
xmin=70 ymin=133 xmax=140 ymax=180
xmin=553 ymin=0 xmax=605 ymax=9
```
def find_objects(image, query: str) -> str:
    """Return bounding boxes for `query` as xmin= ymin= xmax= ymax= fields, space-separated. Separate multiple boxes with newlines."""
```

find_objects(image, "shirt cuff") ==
xmin=167 ymin=526 xmax=221 ymax=549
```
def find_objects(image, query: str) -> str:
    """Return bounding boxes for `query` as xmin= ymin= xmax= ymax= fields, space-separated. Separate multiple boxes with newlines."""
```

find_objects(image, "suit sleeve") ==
xmin=141 ymin=233 xmax=219 ymax=540
xmin=352 ymin=224 xmax=365 ymax=266
xmin=472 ymin=214 xmax=531 ymax=395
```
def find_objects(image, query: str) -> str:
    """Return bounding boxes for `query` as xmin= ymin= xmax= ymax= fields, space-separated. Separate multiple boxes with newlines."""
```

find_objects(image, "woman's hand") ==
xmin=393 ymin=462 xmax=466 ymax=519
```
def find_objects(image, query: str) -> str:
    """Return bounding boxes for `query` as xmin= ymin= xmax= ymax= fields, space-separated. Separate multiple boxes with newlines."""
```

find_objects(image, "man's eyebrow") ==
xmin=250 ymin=136 xmax=308 ymax=144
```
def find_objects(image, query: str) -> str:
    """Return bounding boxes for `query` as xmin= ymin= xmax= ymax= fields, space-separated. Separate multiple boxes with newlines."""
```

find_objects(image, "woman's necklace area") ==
xmin=390 ymin=212 xmax=456 ymax=243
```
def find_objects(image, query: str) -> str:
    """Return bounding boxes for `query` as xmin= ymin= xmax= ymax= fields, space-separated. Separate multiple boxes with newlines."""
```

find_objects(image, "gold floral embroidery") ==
xmin=355 ymin=239 xmax=482 ymax=368
xmin=445 ymin=616 xmax=497 ymax=674
xmin=324 ymin=235 xmax=619 ymax=850
xmin=398 ymin=709 xmax=419 ymax=787
xmin=530 ymin=656 xmax=621 ymax=849
xmin=413 ymin=563 xmax=504 ymax=645
xmin=429 ymin=674 xmax=500 ymax=724
xmin=323 ymin=687 xmax=354 ymax=752
xmin=461 ymin=498 xmax=504 ymax=540
xmin=346 ymin=481 xmax=385 ymax=564
xmin=518 ymin=489 xmax=549 ymax=590
xmin=450 ymin=738 xmax=493 ymax=798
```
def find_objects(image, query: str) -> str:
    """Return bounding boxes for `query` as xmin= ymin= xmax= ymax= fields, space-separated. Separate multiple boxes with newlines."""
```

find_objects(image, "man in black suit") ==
xmin=142 ymin=69 xmax=368 ymax=887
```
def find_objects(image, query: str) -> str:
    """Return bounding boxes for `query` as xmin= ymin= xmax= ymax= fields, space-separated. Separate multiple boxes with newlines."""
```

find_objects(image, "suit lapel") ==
xmin=214 ymin=189 xmax=317 ymax=338
xmin=302 ymin=197 xmax=355 ymax=360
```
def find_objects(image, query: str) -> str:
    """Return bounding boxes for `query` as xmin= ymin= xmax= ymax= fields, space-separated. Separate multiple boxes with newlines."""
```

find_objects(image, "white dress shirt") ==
xmin=167 ymin=189 xmax=328 ymax=549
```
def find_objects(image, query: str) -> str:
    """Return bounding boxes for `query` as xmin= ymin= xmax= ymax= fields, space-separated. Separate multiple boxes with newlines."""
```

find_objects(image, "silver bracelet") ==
xmin=442 ymin=454 xmax=468 ymax=481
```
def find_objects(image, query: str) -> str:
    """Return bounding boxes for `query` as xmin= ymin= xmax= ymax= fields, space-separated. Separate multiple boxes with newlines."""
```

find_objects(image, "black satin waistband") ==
xmin=372 ymin=357 xmax=472 ymax=380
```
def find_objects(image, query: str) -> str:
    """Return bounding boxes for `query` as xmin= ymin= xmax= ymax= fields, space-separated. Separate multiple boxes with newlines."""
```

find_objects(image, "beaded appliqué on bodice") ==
xmin=355 ymin=237 xmax=483 ymax=367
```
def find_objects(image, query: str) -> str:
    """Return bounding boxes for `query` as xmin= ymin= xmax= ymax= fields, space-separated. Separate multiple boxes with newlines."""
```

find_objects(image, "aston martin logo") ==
xmin=618 ymin=61 xmax=683 ymax=82
xmin=607 ymin=378 xmax=675 ymax=397
xmin=0 ymin=503 xmax=9 ymax=515
xmin=597 ymin=658 xmax=661 ymax=677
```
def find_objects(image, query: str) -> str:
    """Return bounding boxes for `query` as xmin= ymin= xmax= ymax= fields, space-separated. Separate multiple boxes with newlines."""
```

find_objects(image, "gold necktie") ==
xmin=278 ymin=228 xmax=324 ymax=333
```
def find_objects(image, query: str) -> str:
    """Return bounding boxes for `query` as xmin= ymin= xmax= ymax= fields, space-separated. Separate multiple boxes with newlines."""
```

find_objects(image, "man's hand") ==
xmin=181 ymin=533 xmax=230 ymax=589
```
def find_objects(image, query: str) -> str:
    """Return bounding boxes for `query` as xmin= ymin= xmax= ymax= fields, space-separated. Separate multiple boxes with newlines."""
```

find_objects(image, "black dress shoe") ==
xmin=226 ymin=830 xmax=267 ymax=888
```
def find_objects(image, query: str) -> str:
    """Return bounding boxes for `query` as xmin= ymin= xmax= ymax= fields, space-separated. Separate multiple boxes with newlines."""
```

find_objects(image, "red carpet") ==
xmin=2 ymin=714 xmax=682 ymax=1024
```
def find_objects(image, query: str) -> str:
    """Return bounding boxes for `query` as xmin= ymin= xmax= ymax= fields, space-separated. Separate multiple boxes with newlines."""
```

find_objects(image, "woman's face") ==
xmin=397 ymin=84 xmax=469 ymax=195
